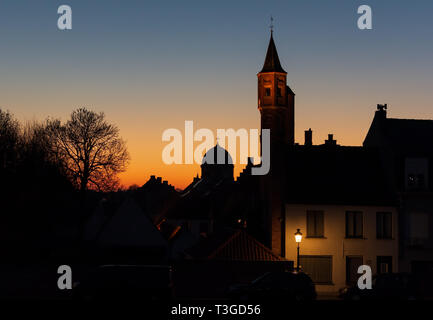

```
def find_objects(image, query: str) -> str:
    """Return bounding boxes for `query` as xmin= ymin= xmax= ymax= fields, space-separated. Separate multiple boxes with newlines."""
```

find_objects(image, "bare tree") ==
xmin=49 ymin=108 xmax=130 ymax=192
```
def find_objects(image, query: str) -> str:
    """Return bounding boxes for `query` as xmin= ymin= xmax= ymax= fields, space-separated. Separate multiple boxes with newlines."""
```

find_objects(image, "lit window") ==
xmin=377 ymin=256 xmax=392 ymax=274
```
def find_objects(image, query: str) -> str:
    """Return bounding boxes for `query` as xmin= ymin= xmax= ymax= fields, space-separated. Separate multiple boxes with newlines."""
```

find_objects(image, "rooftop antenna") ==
xmin=270 ymin=16 xmax=274 ymax=34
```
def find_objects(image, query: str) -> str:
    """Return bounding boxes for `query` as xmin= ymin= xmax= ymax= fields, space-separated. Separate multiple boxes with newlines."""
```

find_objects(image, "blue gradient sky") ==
xmin=1 ymin=0 xmax=432 ymax=188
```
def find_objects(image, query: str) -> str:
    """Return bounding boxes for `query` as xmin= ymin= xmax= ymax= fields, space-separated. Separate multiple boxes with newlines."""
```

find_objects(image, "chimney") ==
xmin=325 ymin=134 xmax=337 ymax=146
xmin=156 ymin=177 xmax=162 ymax=183
xmin=304 ymin=129 xmax=313 ymax=146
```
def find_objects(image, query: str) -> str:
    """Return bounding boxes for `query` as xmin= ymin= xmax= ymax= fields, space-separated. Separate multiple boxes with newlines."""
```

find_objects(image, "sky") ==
xmin=0 ymin=0 xmax=432 ymax=189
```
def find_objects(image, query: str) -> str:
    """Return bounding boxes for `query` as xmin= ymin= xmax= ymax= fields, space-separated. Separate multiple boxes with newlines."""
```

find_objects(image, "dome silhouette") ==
xmin=201 ymin=144 xmax=234 ymax=182
xmin=202 ymin=143 xmax=233 ymax=165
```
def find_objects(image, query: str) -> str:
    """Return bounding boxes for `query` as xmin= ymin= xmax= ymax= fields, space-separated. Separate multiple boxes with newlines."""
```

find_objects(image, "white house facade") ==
xmin=285 ymin=204 xmax=398 ymax=293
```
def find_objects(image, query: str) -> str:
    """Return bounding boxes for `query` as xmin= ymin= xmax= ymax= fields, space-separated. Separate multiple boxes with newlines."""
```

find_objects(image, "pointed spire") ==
xmin=260 ymin=31 xmax=286 ymax=73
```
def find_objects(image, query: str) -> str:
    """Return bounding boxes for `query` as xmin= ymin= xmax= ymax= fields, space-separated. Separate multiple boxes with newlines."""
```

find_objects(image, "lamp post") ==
xmin=294 ymin=229 xmax=302 ymax=272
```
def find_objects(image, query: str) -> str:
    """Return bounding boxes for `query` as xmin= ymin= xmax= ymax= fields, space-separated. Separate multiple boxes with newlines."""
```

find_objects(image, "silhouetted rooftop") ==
xmin=202 ymin=143 xmax=233 ymax=165
xmin=285 ymin=145 xmax=396 ymax=206
xmin=381 ymin=118 xmax=433 ymax=150
xmin=165 ymin=177 xmax=235 ymax=220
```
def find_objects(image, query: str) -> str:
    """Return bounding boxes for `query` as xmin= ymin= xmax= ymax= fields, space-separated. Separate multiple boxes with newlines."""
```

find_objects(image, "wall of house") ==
xmin=284 ymin=204 xmax=398 ymax=293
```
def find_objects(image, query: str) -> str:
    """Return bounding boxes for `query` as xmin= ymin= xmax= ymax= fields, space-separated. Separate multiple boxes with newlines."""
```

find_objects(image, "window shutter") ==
xmin=300 ymin=256 xmax=332 ymax=284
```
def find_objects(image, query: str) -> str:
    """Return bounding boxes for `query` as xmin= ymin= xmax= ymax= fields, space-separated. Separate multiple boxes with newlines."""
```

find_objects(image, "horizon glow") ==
xmin=1 ymin=0 xmax=432 ymax=189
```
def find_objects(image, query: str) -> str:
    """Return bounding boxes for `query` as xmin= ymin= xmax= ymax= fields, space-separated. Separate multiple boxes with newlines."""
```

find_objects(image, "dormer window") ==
xmin=408 ymin=174 xmax=425 ymax=188
xmin=405 ymin=158 xmax=428 ymax=190
xmin=265 ymin=88 xmax=271 ymax=96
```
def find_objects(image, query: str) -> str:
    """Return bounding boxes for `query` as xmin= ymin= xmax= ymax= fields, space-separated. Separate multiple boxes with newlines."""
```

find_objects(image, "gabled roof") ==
xmin=84 ymin=197 xmax=167 ymax=248
xmin=364 ymin=108 xmax=433 ymax=153
xmin=185 ymin=229 xmax=285 ymax=261
xmin=259 ymin=33 xmax=286 ymax=73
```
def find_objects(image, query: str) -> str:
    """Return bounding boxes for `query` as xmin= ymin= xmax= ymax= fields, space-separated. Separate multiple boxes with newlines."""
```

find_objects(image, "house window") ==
xmin=265 ymin=88 xmax=271 ymax=96
xmin=277 ymin=87 xmax=282 ymax=97
xmin=377 ymin=256 xmax=392 ymax=274
xmin=299 ymin=255 xmax=332 ymax=284
xmin=377 ymin=212 xmax=392 ymax=239
xmin=346 ymin=211 xmax=363 ymax=238
xmin=307 ymin=210 xmax=324 ymax=237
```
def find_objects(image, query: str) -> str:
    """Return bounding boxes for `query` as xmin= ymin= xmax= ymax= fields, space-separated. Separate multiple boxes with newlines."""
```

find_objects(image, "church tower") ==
xmin=258 ymin=31 xmax=295 ymax=145
xmin=257 ymin=30 xmax=294 ymax=257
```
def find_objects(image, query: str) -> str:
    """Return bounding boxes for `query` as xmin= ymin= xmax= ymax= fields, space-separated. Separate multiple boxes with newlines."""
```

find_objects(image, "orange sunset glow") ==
xmin=3 ymin=0 xmax=433 ymax=306
xmin=3 ymin=1 xmax=433 ymax=190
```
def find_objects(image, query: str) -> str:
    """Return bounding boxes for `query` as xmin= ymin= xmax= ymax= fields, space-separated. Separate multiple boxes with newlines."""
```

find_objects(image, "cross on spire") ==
xmin=270 ymin=16 xmax=274 ymax=34
xmin=259 ymin=19 xmax=286 ymax=73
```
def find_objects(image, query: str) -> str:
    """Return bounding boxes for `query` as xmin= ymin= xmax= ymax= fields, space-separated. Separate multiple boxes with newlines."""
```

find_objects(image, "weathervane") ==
xmin=270 ymin=16 xmax=274 ymax=34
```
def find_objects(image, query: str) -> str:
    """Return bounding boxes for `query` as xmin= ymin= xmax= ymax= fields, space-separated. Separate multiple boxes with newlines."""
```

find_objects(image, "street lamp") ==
xmin=294 ymin=229 xmax=302 ymax=272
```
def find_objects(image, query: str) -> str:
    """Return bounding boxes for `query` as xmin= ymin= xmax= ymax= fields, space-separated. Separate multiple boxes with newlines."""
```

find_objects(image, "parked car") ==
xmin=227 ymin=271 xmax=317 ymax=301
xmin=338 ymin=273 xmax=419 ymax=300
xmin=72 ymin=265 xmax=174 ymax=301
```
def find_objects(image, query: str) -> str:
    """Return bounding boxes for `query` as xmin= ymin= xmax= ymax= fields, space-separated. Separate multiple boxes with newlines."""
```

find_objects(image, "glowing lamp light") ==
xmin=294 ymin=229 xmax=303 ymax=243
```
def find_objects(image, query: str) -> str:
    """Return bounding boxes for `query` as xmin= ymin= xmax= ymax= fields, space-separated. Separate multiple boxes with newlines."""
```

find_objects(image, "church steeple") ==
xmin=257 ymin=31 xmax=295 ymax=145
xmin=260 ymin=32 xmax=286 ymax=74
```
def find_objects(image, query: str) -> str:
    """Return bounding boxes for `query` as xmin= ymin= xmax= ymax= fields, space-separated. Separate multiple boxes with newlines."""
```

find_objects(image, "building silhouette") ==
xmin=246 ymin=31 xmax=433 ymax=293
xmin=79 ymin=30 xmax=433 ymax=297
xmin=364 ymin=104 xmax=433 ymax=290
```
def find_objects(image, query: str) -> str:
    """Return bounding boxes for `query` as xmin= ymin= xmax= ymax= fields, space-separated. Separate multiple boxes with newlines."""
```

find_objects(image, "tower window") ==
xmin=277 ymin=87 xmax=282 ymax=97
xmin=265 ymin=88 xmax=271 ymax=96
